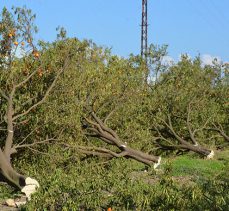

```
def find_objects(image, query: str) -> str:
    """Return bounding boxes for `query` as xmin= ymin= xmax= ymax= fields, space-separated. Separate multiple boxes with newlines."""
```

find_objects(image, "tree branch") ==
xmin=0 ymin=89 xmax=9 ymax=100
xmin=186 ymin=102 xmax=198 ymax=145
xmin=207 ymin=123 xmax=229 ymax=142
xmin=14 ymin=67 xmax=39 ymax=89
xmin=84 ymin=112 xmax=161 ymax=167
xmin=13 ymin=59 xmax=69 ymax=121
xmin=14 ymin=138 xmax=58 ymax=150
xmin=156 ymin=113 xmax=211 ymax=157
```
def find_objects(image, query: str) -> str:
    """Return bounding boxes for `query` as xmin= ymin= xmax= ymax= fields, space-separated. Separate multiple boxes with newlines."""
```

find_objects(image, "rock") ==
xmin=0 ymin=204 xmax=19 ymax=211
xmin=15 ymin=200 xmax=26 ymax=207
xmin=15 ymin=196 xmax=27 ymax=207
xmin=21 ymin=184 xmax=38 ymax=200
xmin=5 ymin=199 xmax=16 ymax=208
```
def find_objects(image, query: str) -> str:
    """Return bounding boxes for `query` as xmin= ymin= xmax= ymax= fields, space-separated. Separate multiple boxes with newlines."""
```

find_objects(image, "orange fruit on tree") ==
xmin=35 ymin=52 xmax=39 ymax=58
xmin=33 ymin=51 xmax=40 ymax=58
xmin=13 ymin=41 xmax=18 ymax=46
xmin=38 ymin=69 xmax=43 ymax=77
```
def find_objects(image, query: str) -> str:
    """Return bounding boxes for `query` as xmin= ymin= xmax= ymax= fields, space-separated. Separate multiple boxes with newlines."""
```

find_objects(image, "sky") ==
xmin=1 ymin=0 xmax=229 ymax=63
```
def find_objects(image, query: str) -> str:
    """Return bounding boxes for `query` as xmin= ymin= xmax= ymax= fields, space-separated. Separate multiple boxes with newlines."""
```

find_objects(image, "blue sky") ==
xmin=1 ymin=0 xmax=229 ymax=63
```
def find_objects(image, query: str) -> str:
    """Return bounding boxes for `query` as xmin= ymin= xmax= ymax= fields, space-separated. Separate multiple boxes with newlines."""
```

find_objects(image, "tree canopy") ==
xmin=0 ymin=6 xmax=228 ymax=210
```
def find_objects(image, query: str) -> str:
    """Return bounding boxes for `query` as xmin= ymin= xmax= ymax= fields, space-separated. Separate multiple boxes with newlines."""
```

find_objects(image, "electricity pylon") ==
xmin=141 ymin=0 xmax=148 ymax=60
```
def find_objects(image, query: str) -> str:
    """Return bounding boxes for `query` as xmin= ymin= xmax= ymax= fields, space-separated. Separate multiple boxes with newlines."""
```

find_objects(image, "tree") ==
xmin=204 ymin=61 xmax=229 ymax=148
xmin=0 ymin=7 xmax=70 ymax=199
xmin=39 ymin=38 xmax=161 ymax=169
xmin=147 ymin=56 xmax=228 ymax=158
xmin=147 ymin=44 xmax=169 ymax=83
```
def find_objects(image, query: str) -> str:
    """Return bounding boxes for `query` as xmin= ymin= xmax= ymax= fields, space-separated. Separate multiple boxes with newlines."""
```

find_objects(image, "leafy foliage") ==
xmin=0 ymin=6 xmax=228 ymax=210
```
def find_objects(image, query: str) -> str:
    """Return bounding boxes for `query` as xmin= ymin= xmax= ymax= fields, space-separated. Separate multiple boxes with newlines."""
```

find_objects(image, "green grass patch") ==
xmin=0 ymin=182 xmax=16 ymax=203
xmin=170 ymin=156 xmax=225 ymax=177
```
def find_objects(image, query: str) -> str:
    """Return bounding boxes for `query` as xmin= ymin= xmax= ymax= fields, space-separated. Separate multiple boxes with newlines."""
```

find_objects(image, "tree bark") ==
xmin=180 ymin=143 xmax=211 ymax=156
xmin=0 ymin=148 xmax=25 ymax=189
xmin=207 ymin=123 xmax=229 ymax=143
xmin=155 ymin=113 xmax=212 ymax=157
xmin=84 ymin=112 xmax=161 ymax=168
xmin=4 ymin=91 xmax=15 ymax=162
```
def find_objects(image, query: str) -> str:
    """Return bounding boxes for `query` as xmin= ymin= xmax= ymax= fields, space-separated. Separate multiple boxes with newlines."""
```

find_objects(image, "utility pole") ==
xmin=141 ymin=0 xmax=148 ymax=60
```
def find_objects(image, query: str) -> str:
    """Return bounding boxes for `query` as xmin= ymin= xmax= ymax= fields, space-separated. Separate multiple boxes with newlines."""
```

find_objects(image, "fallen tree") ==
xmin=207 ymin=123 xmax=229 ymax=143
xmin=204 ymin=122 xmax=229 ymax=149
xmin=153 ymin=102 xmax=214 ymax=158
xmin=82 ymin=112 xmax=161 ymax=169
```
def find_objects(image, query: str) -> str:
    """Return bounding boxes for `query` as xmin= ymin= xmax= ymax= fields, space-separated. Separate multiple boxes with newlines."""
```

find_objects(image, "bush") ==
xmin=19 ymin=156 xmax=229 ymax=210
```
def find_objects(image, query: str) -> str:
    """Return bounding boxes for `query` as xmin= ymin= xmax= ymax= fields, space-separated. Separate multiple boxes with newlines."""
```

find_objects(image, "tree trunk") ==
xmin=184 ymin=144 xmax=210 ymax=156
xmin=84 ymin=112 xmax=162 ymax=168
xmin=0 ymin=148 xmax=25 ymax=189
xmin=156 ymin=114 xmax=214 ymax=158
xmin=122 ymin=146 xmax=159 ymax=165
xmin=179 ymin=143 xmax=212 ymax=157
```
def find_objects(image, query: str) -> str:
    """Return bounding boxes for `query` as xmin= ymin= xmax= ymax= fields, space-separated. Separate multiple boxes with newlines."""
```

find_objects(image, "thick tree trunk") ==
xmin=0 ymin=148 xmax=40 ymax=201
xmin=0 ymin=148 xmax=25 ymax=189
xmin=4 ymin=94 xmax=15 ymax=162
xmin=176 ymin=143 xmax=213 ymax=158
xmin=84 ymin=112 xmax=162 ymax=168
xmin=183 ymin=144 xmax=211 ymax=156
xmin=121 ymin=146 xmax=159 ymax=165
xmin=156 ymin=114 xmax=214 ymax=158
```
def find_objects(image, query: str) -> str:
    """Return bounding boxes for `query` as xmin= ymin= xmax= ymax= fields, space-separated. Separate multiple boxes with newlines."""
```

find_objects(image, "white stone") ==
xmin=15 ymin=200 xmax=27 ymax=207
xmin=5 ymin=199 xmax=16 ymax=207
xmin=154 ymin=156 xmax=161 ymax=169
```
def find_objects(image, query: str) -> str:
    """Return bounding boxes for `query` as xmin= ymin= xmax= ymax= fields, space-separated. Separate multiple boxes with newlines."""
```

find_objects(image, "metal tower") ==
xmin=141 ymin=0 xmax=148 ymax=60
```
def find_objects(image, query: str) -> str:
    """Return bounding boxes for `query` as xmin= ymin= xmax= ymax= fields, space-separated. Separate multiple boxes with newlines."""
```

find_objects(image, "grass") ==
xmin=169 ymin=155 xmax=226 ymax=178
xmin=0 ymin=152 xmax=228 ymax=210
xmin=215 ymin=149 xmax=229 ymax=162
xmin=0 ymin=182 xmax=16 ymax=203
